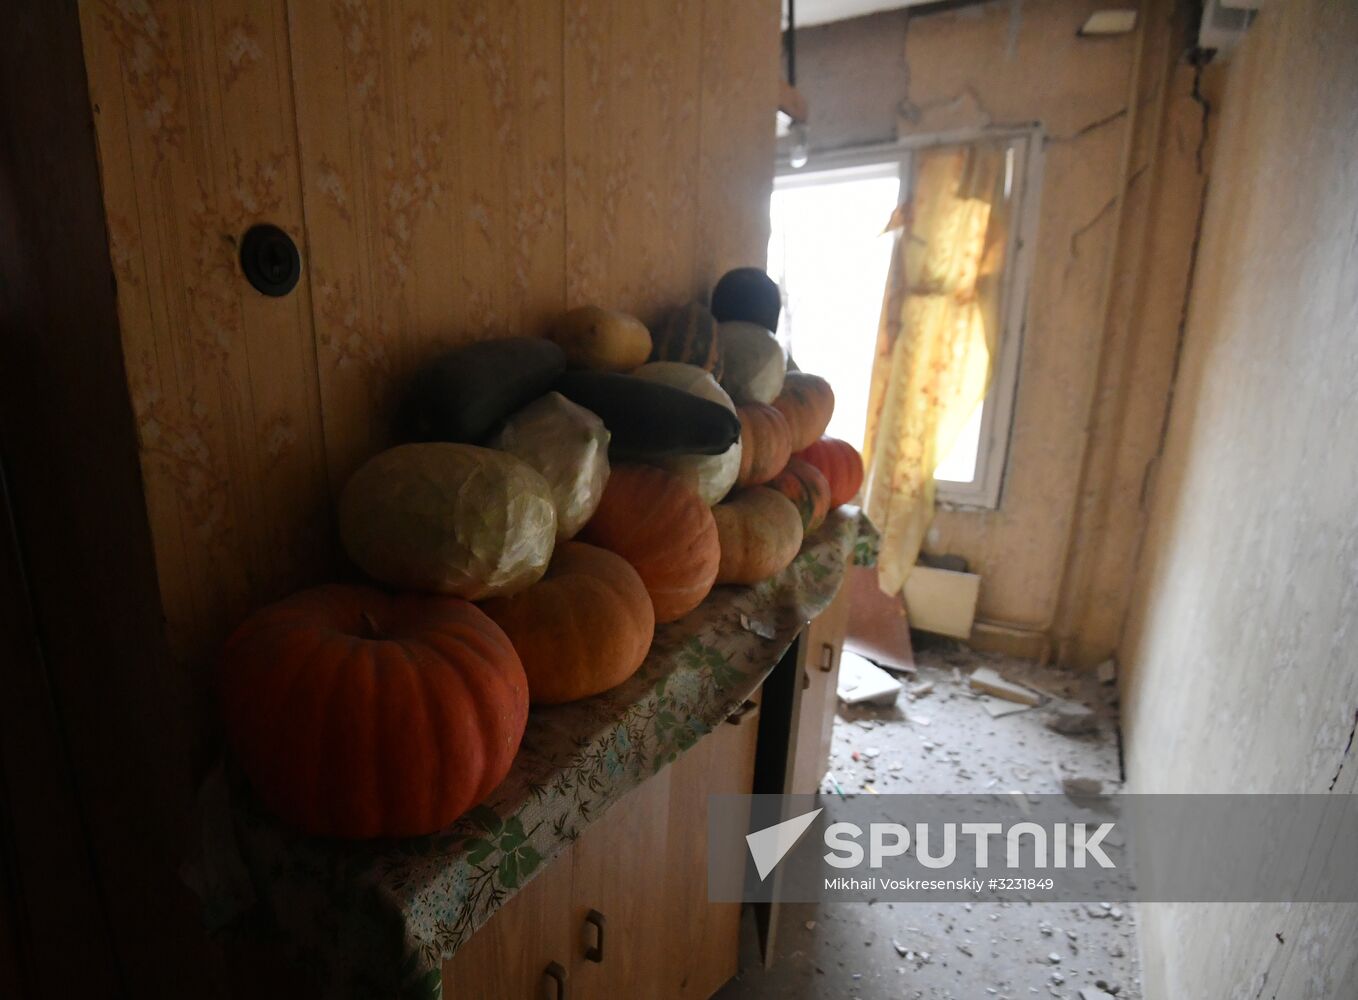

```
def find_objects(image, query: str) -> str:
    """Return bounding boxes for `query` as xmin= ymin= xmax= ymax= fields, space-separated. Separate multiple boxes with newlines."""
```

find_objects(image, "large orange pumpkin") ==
xmin=795 ymin=436 xmax=864 ymax=507
xmin=768 ymin=457 xmax=832 ymax=534
xmin=221 ymin=585 xmax=528 ymax=838
xmin=713 ymin=488 xmax=805 ymax=585
xmin=772 ymin=372 xmax=835 ymax=452
xmin=736 ymin=403 xmax=792 ymax=488
xmin=481 ymin=543 xmax=654 ymax=705
xmin=579 ymin=465 xmax=719 ymax=623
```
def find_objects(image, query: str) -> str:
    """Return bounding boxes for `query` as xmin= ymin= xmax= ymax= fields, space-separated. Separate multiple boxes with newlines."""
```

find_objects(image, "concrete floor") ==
xmin=716 ymin=644 xmax=1143 ymax=1000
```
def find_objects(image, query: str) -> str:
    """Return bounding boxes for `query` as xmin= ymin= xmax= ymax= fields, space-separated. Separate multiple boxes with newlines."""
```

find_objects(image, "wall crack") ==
xmin=1328 ymin=707 xmax=1357 ymax=791
xmin=1049 ymin=106 xmax=1128 ymax=143
xmin=1190 ymin=51 xmax=1213 ymax=175
xmin=1063 ymin=193 xmax=1119 ymax=283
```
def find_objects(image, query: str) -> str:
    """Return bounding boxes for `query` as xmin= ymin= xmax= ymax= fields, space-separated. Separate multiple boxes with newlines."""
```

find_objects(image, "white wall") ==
xmin=1120 ymin=1 xmax=1358 ymax=995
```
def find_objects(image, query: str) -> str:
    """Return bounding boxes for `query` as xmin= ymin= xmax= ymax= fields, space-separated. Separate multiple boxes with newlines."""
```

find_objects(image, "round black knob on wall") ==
xmin=240 ymin=224 xmax=301 ymax=297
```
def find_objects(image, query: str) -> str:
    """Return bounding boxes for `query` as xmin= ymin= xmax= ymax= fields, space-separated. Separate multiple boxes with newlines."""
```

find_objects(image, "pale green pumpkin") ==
xmin=339 ymin=443 xmax=556 ymax=599
xmin=491 ymin=392 xmax=610 ymax=540
xmin=718 ymin=321 xmax=787 ymax=404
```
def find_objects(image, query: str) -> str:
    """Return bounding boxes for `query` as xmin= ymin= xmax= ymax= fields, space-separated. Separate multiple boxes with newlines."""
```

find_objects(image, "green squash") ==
xmin=397 ymin=337 xmax=566 ymax=443
xmin=630 ymin=362 xmax=741 ymax=505
xmin=554 ymin=370 xmax=740 ymax=458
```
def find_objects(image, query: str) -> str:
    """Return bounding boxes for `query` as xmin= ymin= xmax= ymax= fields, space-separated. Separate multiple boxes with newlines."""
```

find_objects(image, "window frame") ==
xmin=773 ymin=125 xmax=1044 ymax=510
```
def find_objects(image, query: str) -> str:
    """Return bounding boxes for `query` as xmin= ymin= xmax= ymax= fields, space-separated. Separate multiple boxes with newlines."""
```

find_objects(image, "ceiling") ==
xmin=789 ymin=0 xmax=932 ymax=28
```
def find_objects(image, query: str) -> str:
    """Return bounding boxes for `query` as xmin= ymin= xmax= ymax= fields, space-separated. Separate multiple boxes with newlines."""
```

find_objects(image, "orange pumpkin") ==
xmin=481 ymin=542 xmax=654 ymax=705
xmin=795 ymin=436 xmax=864 ymax=507
xmin=713 ymin=488 xmax=805 ymax=585
xmin=768 ymin=458 xmax=832 ymax=533
xmin=221 ymin=585 xmax=528 ymax=838
xmin=772 ymin=372 xmax=835 ymax=452
xmin=736 ymin=403 xmax=793 ymax=488
xmin=580 ymin=465 xmax=720 ymax=623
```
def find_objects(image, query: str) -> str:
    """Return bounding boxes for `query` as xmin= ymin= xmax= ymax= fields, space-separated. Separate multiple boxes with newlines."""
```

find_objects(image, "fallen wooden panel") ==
xmin=844 ymin=565 xmax=915 ymax=673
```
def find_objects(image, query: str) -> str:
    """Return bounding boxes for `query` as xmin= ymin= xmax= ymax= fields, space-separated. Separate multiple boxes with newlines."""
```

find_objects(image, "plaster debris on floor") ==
xmin=717 ymin=643 xmax=1141 ymax=1000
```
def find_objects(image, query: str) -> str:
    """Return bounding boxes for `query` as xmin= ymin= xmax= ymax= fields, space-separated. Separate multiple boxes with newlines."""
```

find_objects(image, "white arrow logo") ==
xmin=746 ymin=808 xmax=824 ymax=881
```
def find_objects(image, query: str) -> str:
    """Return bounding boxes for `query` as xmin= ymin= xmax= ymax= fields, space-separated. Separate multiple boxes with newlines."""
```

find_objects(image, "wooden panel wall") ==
xmin=79 ymin=0 xmax=779 ymax=702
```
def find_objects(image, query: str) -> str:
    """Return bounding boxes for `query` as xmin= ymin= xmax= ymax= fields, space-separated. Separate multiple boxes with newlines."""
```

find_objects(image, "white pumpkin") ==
xmin=718 ymin=321 xmax=786 ymax=404
xmin=630 ymin=362 xmax=742 ymax=505
xmin=339 ymin=444 xmax=557 ymax=599
xmin=491 ymin=392 xmax=610 ymax=540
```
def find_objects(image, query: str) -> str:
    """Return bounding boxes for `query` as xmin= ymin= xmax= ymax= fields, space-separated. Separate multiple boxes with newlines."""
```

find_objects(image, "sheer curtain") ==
xmin=862 ymin=141 xmax=1011 ymax=595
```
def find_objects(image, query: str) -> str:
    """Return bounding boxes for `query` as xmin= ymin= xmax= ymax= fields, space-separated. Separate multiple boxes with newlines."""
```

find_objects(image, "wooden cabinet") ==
xmin=789 ymin=582 xmax=851 ymax=796
xmin=442 ymin=695 xmax=761 ymax=1000
xmin=661 ymin=700 xmax=761 ymax=999
xmin=440 ymin=856 xmax=575 ymax=1000
xmin=569 ymin=771 xmax=674 ymax=999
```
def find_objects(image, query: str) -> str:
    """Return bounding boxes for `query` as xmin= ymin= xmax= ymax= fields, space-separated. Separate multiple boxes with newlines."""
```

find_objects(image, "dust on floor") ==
xmin=716 ymin=645 xmax=1142 ymax=1000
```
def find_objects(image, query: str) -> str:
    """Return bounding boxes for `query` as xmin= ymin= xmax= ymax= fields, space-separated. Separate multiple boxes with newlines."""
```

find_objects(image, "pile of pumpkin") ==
xmin=221 ymin=268 xmax=863 ymax=838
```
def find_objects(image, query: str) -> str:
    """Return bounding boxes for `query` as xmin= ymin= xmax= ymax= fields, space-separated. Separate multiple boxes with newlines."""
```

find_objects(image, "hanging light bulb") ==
xmin=790 ymin=122 xmax=809 ymax=169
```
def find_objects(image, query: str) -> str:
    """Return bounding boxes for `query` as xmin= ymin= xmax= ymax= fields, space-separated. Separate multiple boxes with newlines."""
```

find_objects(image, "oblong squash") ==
xmin=718 ymin=321 xmax=786 ymax=404
xmin=549 ymin=306 xmax=652 ymax=372
xmin=397 ymin=337 xmax=566 ymax=443
xmin=714 ymin=488 xmax=805 ymax=585
xmin=555 ymin=370 xmax=740 ymax=458
xmin=630 ymin=362 xmax=742 ymax=504
xmin=339 ymin=444 xmax=557 ymax=599
xmin=491 ymin=392 xmax=610 ymax=540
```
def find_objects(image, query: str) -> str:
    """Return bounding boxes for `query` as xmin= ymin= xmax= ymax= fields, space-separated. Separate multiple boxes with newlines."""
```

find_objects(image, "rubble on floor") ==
xmin=718 ymin=643 xmax=1141 ymax=1000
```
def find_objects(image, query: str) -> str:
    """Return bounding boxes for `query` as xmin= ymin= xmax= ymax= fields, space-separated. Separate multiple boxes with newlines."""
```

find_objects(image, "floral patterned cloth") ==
xmin=196 ymin=510 xmax=865 ymax=999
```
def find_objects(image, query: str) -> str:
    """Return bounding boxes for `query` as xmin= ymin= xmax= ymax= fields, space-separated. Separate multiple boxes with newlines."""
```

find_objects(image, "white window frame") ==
xmin=774 ymin=126 xmax=1044 ymax=510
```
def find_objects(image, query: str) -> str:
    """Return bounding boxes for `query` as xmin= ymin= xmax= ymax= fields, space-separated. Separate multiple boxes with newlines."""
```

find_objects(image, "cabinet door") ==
xmin=568 ymin=771 xmax=674 ymax=998
xmin=663 ymin=695 xmax=762 ymax=999
xmin=789 ymin=582 xmax=851 ymax=796
xmin=441 ymin=852 xmax=575 ymax=1000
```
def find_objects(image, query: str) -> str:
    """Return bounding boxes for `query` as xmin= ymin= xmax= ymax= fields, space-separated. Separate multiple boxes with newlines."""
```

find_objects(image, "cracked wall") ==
xmin=788 ymin=0 xmax=1210 ymax=666
xmin=900 ymin=0 xmax=1141 ymax=650
xmin=1120 ymin=0 xmax=1358 ymax=995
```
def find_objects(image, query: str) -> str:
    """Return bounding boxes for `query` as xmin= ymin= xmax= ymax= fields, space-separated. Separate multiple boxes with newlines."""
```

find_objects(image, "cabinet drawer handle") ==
xmin=725 ymin=699 xmax=758 ymax=725
xmin=818 ymin=642 xmax=835 ymax=672
xmin=584 ymin=909 xmax=606 ymax=963
xmin=543 ymin=960 xmax=568 ymax=999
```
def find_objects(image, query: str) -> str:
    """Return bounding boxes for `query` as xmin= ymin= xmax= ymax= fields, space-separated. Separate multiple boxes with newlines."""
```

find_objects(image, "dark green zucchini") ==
xmin=397 ymin=337 xmax=566 ymax=443
xmin=554 ymin=370 xmax=741 ymax=458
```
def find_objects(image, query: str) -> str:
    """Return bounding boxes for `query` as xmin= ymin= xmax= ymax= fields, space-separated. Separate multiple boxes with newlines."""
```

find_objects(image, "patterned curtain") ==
xmin=862 ymin=141 xmax=1012 ymax=595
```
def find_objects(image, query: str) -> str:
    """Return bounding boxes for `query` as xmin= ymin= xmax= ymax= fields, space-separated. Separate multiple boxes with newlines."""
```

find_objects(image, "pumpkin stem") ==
xmin=360 ymin=610 xmax=382 ymax=639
